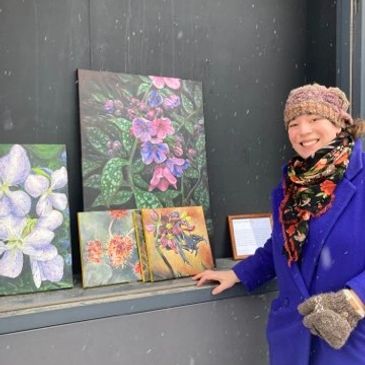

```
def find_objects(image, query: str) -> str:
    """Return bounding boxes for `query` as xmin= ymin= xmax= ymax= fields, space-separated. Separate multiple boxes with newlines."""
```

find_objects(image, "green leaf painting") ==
xmin=78 ymin=69 xmax=212 ymax=234
xmin=0 ymin=144 xmax=73 ymax=296
xmin=78 ymin=209 xmax=141 ymax=288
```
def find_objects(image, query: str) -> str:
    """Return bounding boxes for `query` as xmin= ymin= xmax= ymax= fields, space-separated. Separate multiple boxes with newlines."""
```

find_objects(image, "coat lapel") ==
xmin=273 ymin=139 xmax=363 ymax=295
xmin=300 ymin=178 xmax=356 ymax=288
xmin=300 ymin=139 xmax=363 ymax=289
xmin=272 ymin=186 xmax=310 ymax=298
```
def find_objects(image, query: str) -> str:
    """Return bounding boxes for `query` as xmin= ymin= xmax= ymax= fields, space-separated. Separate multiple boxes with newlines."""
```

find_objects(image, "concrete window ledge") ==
xmin=0 ymin=258 xmax=277 ymax=335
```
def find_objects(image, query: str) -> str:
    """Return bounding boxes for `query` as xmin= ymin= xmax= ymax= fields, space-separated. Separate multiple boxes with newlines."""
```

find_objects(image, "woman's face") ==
xmin=287 ymin=114 xmax=341 ymax=159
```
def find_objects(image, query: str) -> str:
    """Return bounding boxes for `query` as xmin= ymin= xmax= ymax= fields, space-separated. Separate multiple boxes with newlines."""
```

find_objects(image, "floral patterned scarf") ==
xmin=280 ymin=131 xmax=354 ymax=266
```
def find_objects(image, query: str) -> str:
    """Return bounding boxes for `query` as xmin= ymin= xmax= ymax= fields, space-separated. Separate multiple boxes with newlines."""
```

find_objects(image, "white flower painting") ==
xmin=0 ymin=144 xmax=73 ymax=295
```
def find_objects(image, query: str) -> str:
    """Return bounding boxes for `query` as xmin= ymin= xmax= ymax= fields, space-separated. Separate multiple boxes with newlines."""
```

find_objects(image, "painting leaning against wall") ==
xmin=78 ymin=69 xmax=213 ymax=234
xmin=0 ymin=144 xmax=73 ymax=296
xmin=77 ymin=209 xmax=141 ymax=288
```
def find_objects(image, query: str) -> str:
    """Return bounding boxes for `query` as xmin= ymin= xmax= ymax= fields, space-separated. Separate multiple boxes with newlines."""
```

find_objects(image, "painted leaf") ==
xmin=82 ymin=159 xmax=103 ymax=176
xmin=32 ymin=167 xmax=51 ymax=179
xmin=155 ymin=190 xmax=180 ymax=200
xmin=100 ymin=158 xmax=129 ymax=205
xmin=184 ymin=167 xmax=199 ymax=179
xmin=196 ymin=154 xmax=206 ymax=169
xmin=135 ymin=189 xmax=163 ymax=208
xmin=137 ymin=83 xmax=151 ymax=96
xmin=131 ymin=158 xmax=145 ymax=173
xmin=113 ymin=191 xmax=133 ymax=204
xmin=92 ymin=194 xmax=105 ymax=207
xmin=84 ymin=174 xmax=101 ymax=189
xmin=85 ymin=127 xmax=110 ymax=156
xmin=181 ymin=93 xmax=194 ymax=114
xmin=111 ymin=118 xmax=134 ymax=152
xmin=193 ymin=86 xmax=203 ymax=108
xmin=133 ymin=175 xmax=149 ymax=189
xmin=27 ymin=145 xmax=64 ymax=160
xmin=193 ymin=182 xmax=210 ymax=208
xmin=92 ymin=93 xmax=105 ymax=103
xmin=184 ymin=120 xmax=195 ymax=134
xmin=196 ymin=135 xmax=206 ymax=151
xmin=139 ymin=75 xmax=151 ymax=83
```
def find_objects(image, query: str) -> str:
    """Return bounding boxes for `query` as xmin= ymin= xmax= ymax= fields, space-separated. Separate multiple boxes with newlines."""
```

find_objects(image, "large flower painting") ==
xmin=78 ymin=209 xmax=141 ymax=288
xmin=0 ymin=144 xmax=72 ymax=296
xmin=141 ymin=206 xmax=214 ymax=281
xmin=78 ymin=69 xmax=212 ymax=233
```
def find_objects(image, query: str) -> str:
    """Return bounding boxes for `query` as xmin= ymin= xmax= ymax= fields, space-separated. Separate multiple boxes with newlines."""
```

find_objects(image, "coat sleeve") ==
xmin=346 ymin=273 xmax=365 ymax=304
xmin=232 ymin=236 xmax=276 ymax=292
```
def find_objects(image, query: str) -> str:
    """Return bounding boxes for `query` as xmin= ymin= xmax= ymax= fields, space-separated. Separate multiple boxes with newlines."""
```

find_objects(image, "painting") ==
xmin=77 ymin=209 xmax=141 ymax=288
xmin=141 ymin=206 xmax=214 ymax=281
xmin=78 ymin=69 xmax=212 ymax=233
xmin=132 ymin=210 xmax=150 ymax=282
xmin=0 ymin=144 xmax=73 ymax=296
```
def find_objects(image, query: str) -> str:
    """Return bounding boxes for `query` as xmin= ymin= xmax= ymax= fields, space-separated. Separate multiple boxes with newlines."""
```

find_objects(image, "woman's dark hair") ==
xmin=346 ymin=118 xmax=365 ymax=138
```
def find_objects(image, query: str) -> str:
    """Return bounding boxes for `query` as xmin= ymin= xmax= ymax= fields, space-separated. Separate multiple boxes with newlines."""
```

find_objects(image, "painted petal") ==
xmin=0 ymin=196 xmax=12 ymax=217
xmin=156 ymin=179 xmax=170 ymax=192
xmin=0 ymin=249 xmax=23 ymax=278
xmin=163 ymin=77 xmax=181 ymax=90
xmin=149 ymin=76 xmax=165 ymax=89
xmin=24 ymin=174 xmax=49 ymax=198
xmin=39 ymin=255 xmax=64 ymax=282
xmin=29 ymin=258 xmax=42 ymax=288
xmin=51 ymin=167 xmax=68 ymax=190
xmin=0 ymin=145 xmax=31 ymax=185
xmin=0 ymin=241 xmax=7 ymax=255
xmin=162 ymin=167 xmax=177 ymax=184
xmin=23 ymin=228 xmax=54 ymax=247
xmin=0 ymin=215 xmax=26 ymax=240
xmin=49 ymin=193 xmax=68 ymax=211
xmin=37 ymin=210 xmax=64 ymax=230
xmin=6 ymin=190 xmax=31 ymax=217
xmin=23 ymin=243 xmax=58 ymax=261
xmin=36 ymin=195 xmax=52 ymax=216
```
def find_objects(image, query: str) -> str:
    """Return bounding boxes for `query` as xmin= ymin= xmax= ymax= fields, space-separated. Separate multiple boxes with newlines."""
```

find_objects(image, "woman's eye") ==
xmin=288 ymin=123 xmax=297 ymax=128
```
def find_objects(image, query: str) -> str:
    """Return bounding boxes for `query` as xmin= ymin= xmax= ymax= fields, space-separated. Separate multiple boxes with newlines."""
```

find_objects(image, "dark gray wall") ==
xmin=307 ymin=0 xmax=337 ymax=85
xmin=0 ymin=293 xmax=276 ymax=365
xmin=0 ymin=0 xmax=309 ymax=273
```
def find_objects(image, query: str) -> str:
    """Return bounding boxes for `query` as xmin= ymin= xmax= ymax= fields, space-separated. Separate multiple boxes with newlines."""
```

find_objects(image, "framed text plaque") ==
xmin=228 ymin=213 xmax=272 ymax=260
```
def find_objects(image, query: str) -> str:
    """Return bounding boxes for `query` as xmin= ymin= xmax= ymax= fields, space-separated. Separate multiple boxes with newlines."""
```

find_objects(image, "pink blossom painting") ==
xmin=78 ymin=69 xmax=212 ymax=233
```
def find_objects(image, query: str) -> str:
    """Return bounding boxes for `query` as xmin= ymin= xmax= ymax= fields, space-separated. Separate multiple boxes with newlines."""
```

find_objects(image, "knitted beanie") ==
xmin=284 ymin=83 xmax=353 ymax=129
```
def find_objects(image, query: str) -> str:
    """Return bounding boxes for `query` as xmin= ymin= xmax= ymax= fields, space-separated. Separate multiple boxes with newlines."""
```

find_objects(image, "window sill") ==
xmin=0 ymin=258 xmax=277 ymax=335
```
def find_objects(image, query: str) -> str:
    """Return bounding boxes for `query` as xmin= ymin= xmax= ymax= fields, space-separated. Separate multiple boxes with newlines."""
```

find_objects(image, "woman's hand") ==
xmin=192 ymin=269 xmax=240 ymax=295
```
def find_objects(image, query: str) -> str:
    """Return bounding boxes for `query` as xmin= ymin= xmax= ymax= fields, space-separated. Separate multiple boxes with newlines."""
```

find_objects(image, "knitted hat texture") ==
xmin=284 ymin=84 xmax=353 ymax=129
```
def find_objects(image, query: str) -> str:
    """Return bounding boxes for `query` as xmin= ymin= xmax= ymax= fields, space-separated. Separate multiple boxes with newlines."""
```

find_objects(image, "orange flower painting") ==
xmin=141 ymin=206 xmax=214 ymax=281
xmin=78 ymin=209 xmax=141 ymax=288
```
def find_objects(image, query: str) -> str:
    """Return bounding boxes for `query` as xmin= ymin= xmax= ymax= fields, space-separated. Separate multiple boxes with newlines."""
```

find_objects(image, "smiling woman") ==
xmin=194 ymin=83 xmax=365 ymax=365
xmin=287 ymin=115 xmax=341 ymax=159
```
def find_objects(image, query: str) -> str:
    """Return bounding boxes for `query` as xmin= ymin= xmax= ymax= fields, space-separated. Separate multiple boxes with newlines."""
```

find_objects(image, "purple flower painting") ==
xmin=78 ymin=70 xmax=212 ymax=233
xmin=0 ymin=144 xmax=72 ymax=296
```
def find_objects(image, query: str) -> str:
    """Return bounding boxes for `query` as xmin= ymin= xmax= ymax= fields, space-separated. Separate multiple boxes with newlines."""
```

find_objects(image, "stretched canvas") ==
xmin=132 ymin=210 xmax=150 ymax=282
xmin=78 ymin=209 xmax=141 ymax=288
xmin=0 ymin=144 xmax=73 ymax=296
xmin=141 ymin=206 xmax=214 ymax=281
xmin=78 ymin=69 xmax=212 ymax=233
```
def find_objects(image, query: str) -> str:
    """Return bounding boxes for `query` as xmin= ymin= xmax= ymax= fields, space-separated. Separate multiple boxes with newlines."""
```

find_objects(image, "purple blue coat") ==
xmin=233 ymin=139 xmax=365 ymax=365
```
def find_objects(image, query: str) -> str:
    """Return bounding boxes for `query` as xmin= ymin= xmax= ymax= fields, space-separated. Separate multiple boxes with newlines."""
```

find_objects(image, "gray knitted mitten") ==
xmin=297 ymin=290 xmax=362 ymax=349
